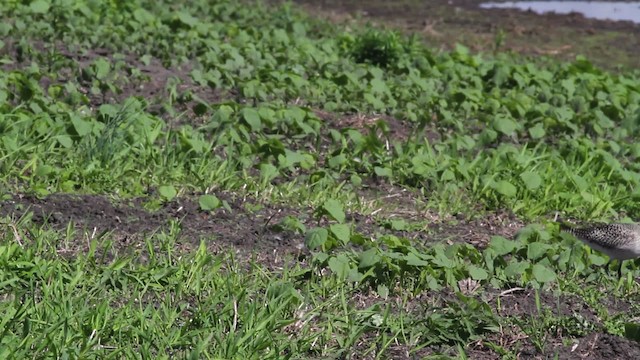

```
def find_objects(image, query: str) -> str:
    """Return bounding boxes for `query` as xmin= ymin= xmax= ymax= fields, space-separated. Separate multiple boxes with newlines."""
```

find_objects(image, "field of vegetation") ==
xmin=2 ymin=0 xmax=640 ymax=358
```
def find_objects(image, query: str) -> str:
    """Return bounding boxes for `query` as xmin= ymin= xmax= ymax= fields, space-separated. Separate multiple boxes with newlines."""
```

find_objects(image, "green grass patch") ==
xmin=3 ymin=0 xmax=640 ymax=357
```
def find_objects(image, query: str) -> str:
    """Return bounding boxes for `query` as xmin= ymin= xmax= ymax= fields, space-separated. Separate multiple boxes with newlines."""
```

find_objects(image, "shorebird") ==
xmin=560 ymin=223 xmax=640 ymax=279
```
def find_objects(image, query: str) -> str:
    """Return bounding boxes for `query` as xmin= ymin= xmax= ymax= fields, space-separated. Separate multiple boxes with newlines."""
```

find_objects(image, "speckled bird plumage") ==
xmin=561 ymin=223 xmax=640 ymax=278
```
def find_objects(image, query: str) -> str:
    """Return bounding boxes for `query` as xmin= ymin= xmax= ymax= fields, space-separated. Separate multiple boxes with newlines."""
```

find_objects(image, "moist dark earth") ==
xmin=3 ymin=0 xmax=640 ymax=358
xmin=0 ymin=191 xmax=521 ymax=263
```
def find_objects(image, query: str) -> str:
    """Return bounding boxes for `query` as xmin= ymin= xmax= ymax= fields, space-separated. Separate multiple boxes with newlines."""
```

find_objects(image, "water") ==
xmin=479 ymin=1 xmax=640 ymax=24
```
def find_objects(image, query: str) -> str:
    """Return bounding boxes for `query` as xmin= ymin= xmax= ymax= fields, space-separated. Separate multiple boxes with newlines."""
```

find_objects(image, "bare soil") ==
xmin=0 ymin=193 xmax=304 ymax=263
xmin=0 ymin=190 xmax=518 ymax=264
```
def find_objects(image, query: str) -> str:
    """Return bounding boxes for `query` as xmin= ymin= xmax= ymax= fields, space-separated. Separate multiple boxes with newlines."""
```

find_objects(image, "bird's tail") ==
xmin=553 ymin=212 xmax=576 ymax=233
xmin=558 ymin=222 xmax=575 ymax=232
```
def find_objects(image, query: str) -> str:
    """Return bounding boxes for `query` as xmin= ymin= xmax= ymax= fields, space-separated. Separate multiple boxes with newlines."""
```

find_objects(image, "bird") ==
xmin=560 ymin=222 xmax=640 ymax=279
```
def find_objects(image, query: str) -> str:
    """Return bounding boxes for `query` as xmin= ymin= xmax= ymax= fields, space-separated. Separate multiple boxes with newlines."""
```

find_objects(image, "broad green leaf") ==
xmin=406 ymin=252 xmax=430 ymax=267
xmin=494 ymin=180 xmax=517 ymax=197
xmin=348 ymin=268 xmax=364 ymax=283
xmin=259 ymin=163 xmax=278 ymax=182
xmin=177 ymin=11 xmax=198 ymax=27
xmin=493 ymin=115 xmax=518 ymax=136
xmin=529 ymin=123 xmax=546 ymax=139
xmin=381 ymin=235 xmax=404 ymax=248
xmin=281 ymin=149 xmax=304 ymax=168
xmin=350 ymin=174 xmax=362 ymax=186
xmin=133 ymin=8 xmax=154 ymax=23
xmin=520 ymin=171 xmax=542 ymax=191
xmin=159 ymin=185 xmax=177 ymax=201
xmin=504 ymin=261 xmax=529 ymax=278
xmin=322 ymin=199 xmax=346 ymax=223
xmin=483 ymin=248 xmax=496 ymax=274
xmin=328 ymin=154 xmax=347 ymax=168
xmin=374 ymin=166 xmax=392 ymax=178
xmin=71 ymin=115 xmax=92 ymax=136
xmin=35 ymin=165 xmax=53 ymax=177
xmin=329 ymin=223 xmax=350 ymax=244
xmin=57 ymin=135 xmax=72 ymax=148
xmin=488 ymin=236 xmax=517 ymax=256
xmin=432 ymin=248 xmax=453 ymax=268
xmin=561 ymin=79 xmax=575 ymax=97
xmin=198 ymin=194 xmax=220 ymax=210
xmin=527 ymin=242 xmax=550 ymax=261
xmin=99 ymin=104 xmax=118 ymax=117
xmin=258 ymin=106 xmax=275 ymax=123
xmin=468 ymin=265 xmax=488 ymax=280
xmin=555 ymin=247 xmax=573 ymax=272
xmin=364 ymin=93 xmax=385 ymax=110
xmin=370 ymin=78 xmax=389 ymax=94
xmin=376 ymin=285 xmax=389 ymax=299
xmin=328 ymin=255 xmax=350 ymax=279
xmin=588 ymin=253 xmax=607 ymax=266
xmin=531 ymin=263 xmax=556 ymax=283
xmin=30 ymin=0 xmax=50 ymax=14
xmin=313 ymin=252 xmax=329 ymax=263
xmin=241 ymin=108 xmax=262 ymax=131
xmin=358 ymin=248 xmax=381 ymax=268
xmin=93 ymin=58 xmax=110 ymax=80
xmin=389 ymin=219 xmax=407 ymax=231
xmin=305 ymin=228 xmax=328 ymax=250
xmin=210 ymin=105 xmax=234 ymax=126
xmin=441 ymin=169 xmax=455 ymax=181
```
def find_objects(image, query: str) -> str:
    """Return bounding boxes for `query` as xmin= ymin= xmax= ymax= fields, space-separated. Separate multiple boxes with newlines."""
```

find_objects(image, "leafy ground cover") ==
xmin=291 ymin=0 xmax=640 ymax=71
xmin=2 ymin=0 xmax=640 ymax=358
